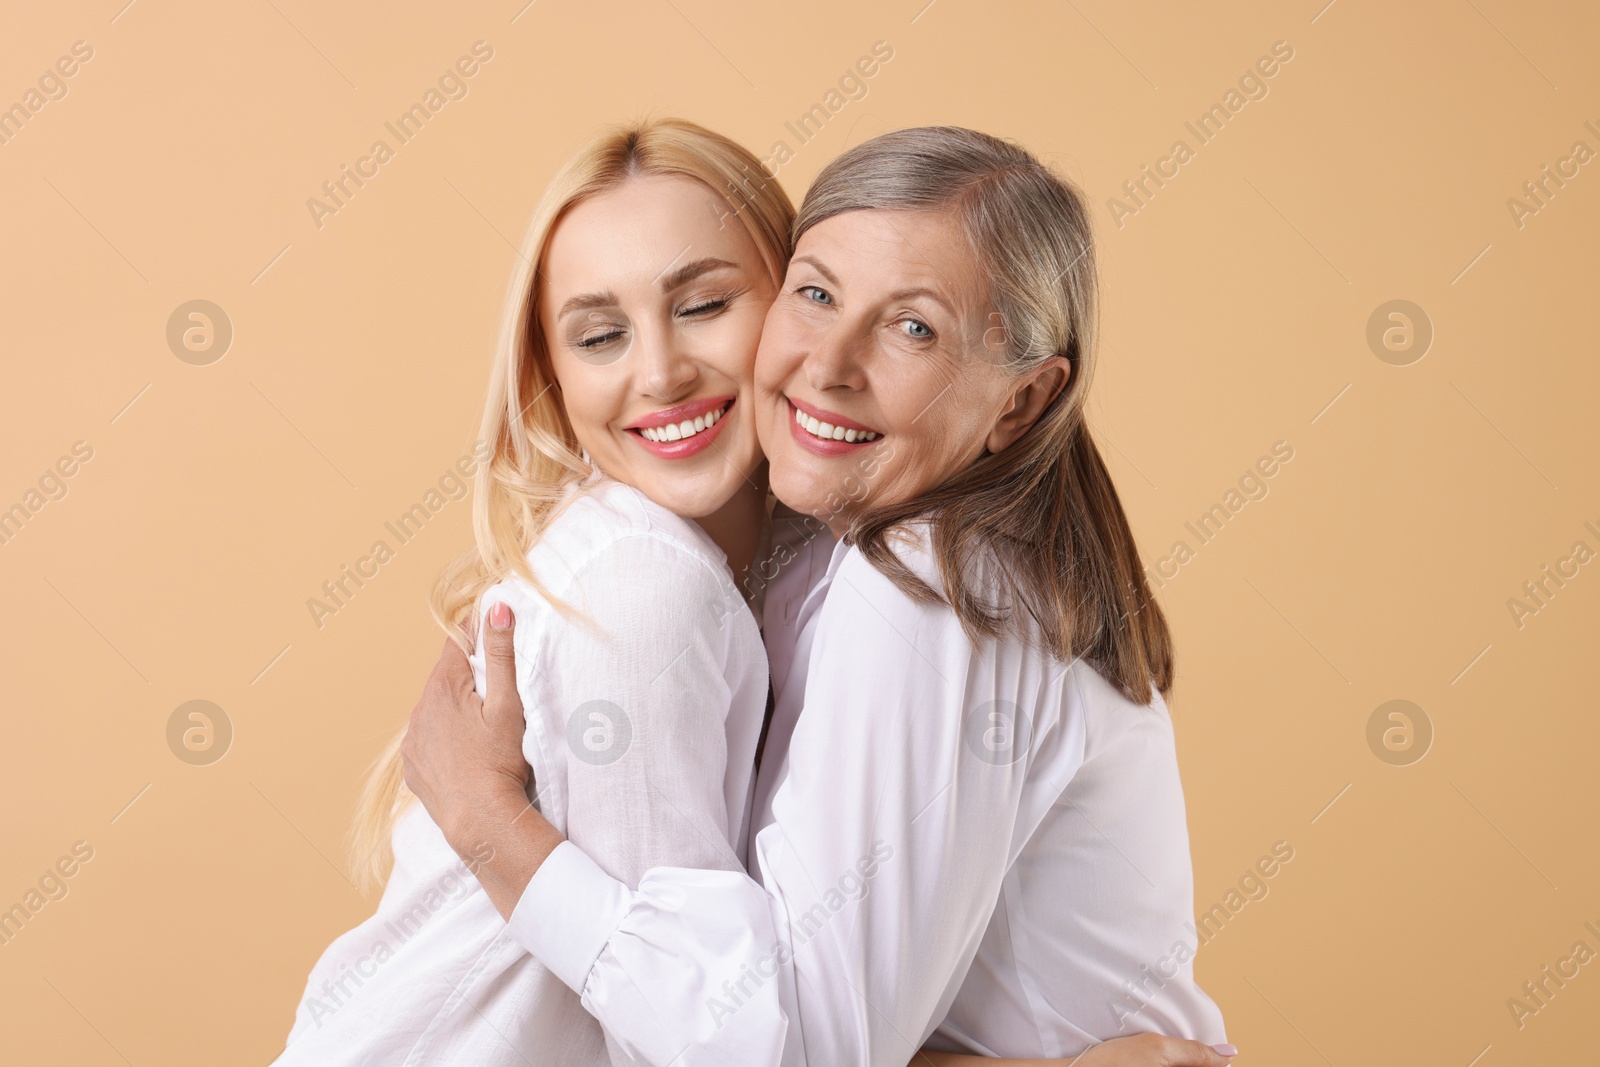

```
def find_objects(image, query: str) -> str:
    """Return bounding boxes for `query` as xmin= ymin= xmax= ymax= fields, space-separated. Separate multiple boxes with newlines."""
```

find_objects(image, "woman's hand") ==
xmin=913 ymin=1034 xmax=1237 ymax=1067
xmin=401 ymin=603 xmax=565 ymax=918
xmin=401 ymin=602 xmax=529 ymax=840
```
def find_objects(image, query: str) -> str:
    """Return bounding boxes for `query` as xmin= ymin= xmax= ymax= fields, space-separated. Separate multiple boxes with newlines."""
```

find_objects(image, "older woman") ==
xmin=403 ymin=127 xmax=1231 ymax=1066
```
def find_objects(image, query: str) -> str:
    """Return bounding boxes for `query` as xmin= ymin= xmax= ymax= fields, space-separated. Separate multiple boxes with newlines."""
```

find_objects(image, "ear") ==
xmin=986 ymin=357 xmax=1070 ymax=454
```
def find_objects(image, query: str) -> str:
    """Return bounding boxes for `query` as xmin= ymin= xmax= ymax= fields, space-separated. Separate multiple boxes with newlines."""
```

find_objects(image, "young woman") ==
xmin=275 ymin=121 xmax=1218 ymax=1066
xmin=271 ymin=121 xmax=789 ymax=1065
xmin=402 ymin=127 xmax=1235 ymax=1065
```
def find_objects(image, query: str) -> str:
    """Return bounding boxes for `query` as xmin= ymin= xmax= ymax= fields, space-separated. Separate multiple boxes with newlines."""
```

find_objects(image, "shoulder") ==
xmin=835 ymin=532 xmax=1162 ymax=702
xmin=1059 ymin=656 xmax=1174 ymax=766
xmin=820 ymin=530 xmax=966 ymax=666
xmin=824 ymin=527 xmax=1088 ymax=696
xmin=1061 ymin=656 xmax=1165 ymax=720
xmin=826 ymin=522 xmax=975 ymax=632
xmin=836 ymin=520 xmax=1050 ymax=637
xmin=539 ymin=477 xmax=668 ymax=557
xmin=480 ymin=480 xmax=756 ymax=673
xmin=528 ymin=477 xmax=736 ymax=601
xmin=477 ymin=479 xmax=759 ymax=679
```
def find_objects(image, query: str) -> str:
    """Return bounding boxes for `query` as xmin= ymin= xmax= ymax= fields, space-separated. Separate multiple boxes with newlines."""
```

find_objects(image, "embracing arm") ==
xmin=400 ymin=601 xmax=560 ymax=921
xmin=537 ymin=534 xmax=752 ymax=883
xmin=404 ymin=528 xmax=754 ymax=917
xmin=444 ymin=555 xmax=1018 ymax=1065
xmin=404 ymin=566 xmax=1234 ymax=1067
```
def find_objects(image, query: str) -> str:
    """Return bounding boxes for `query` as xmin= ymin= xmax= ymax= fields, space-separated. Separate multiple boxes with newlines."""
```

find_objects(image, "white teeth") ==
xmin=793 ymin=404 xmax=879 ymax=443
xmin=639 ymin=403 xmax=727 ymax=446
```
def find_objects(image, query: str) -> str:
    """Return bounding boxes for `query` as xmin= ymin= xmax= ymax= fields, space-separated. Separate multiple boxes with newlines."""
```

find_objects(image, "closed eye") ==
xmin=577 ymin=329 xmax=625 ymax=349
xmin=678 ymin=296 xmax=730 ymax=318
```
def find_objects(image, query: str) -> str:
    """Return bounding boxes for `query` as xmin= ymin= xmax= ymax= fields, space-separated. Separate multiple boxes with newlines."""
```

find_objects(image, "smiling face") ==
xmin=756 ymin=207 xmax=1042 ymax=533
xmin=539 ymin=175 xmax=777 ymax=519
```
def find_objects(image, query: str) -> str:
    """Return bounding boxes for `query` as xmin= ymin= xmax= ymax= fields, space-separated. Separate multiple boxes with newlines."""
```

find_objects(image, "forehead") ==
xmin=541 ymin=175 xmax=757 ymax=295
xmin=795 ymin=208 xmax=986 ymax=306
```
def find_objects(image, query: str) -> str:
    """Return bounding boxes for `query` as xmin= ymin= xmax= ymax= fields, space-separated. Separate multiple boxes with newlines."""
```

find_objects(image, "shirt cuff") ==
xmin=507 ymin=840 xmax=633 ymax=995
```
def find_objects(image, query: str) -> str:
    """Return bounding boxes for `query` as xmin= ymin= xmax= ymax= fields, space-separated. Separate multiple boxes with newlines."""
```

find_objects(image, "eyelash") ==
xmin=678 ymin=296 xmax=730 ymax=318
xmin=577 ymin=329 xmax=624 ymax=349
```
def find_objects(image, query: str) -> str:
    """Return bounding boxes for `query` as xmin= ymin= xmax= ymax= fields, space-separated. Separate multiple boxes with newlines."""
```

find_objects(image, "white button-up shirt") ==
xmin=512 ymin=510 xmax=1227 ymax=1065
xmin=271 ymin=478 xmax=768 ymax=1066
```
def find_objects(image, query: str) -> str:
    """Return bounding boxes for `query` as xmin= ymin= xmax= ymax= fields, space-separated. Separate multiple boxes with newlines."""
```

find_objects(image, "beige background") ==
xmin=2 ymin=0 xmax=1596 ymax=1063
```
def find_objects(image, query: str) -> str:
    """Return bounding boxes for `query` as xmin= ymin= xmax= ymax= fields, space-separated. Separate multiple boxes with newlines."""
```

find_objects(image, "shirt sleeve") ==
xmin=537 ymin=532 xmax=749 ymax=883
xmin=507 ymin=531 xmax=761 ymax=1066
xmin=509 ymin=548 xmax=1054 ymax=1067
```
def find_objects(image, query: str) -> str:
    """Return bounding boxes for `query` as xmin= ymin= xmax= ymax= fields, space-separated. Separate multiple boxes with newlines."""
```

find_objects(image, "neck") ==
xmin=693 ymin=462 xmax=770 ymax=594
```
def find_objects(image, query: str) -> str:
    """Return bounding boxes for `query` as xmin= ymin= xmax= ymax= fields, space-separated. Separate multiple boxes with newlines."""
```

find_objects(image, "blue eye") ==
xmin=799 ymin=285 xmax=833 ymax=305
xmin=900 ymin=318 xmax=932 ymax=339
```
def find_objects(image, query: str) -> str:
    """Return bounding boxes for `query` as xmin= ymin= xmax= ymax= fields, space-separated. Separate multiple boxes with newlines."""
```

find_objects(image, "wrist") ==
xmin=442 ymin=782 xmax=526 ymax=862
xmin=463 ymin=787 xmax=565 ymax=921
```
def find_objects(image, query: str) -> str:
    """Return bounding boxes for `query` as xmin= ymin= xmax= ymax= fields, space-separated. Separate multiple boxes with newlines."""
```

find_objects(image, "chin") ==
xmin=636 ymin=475 xmax=732 ymax=521
xmin=643 ymin=488 xmax=713 ymax=520
xmin=768 ymin=467 xmax=830 ymax=522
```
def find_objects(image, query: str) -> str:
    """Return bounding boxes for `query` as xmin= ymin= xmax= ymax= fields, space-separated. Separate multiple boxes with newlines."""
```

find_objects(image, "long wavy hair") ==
xmin=801 ymin=126 xmax=1174 ymax=705
xmin=349 ymin=119 xmax=795 ymax=888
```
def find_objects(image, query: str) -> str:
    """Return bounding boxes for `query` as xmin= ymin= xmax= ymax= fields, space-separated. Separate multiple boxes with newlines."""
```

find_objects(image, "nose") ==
xmin=803 ymin=320 xmax=868 ymax=393
xmin=635 ymin=321 xmax=699 ymax=400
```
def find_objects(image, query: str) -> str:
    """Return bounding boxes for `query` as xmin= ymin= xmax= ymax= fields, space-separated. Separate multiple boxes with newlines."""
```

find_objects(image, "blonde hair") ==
xmin=798 ymin=126 xmax=1173 ymax=703
xmin=350 ymin=119 xmax=795 ymax=889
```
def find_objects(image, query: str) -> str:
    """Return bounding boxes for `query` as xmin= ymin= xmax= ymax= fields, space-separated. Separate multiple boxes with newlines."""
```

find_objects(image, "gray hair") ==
xmin=798 ymin=126 xmax=1173 ymax=704
xmin=796 ymin=125 xmax=1096 ymax=391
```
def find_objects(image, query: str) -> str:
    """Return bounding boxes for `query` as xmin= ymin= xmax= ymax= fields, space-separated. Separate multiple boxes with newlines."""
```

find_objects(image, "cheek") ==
xmin=880 ymin=370 xmax=959 ymax=441
xmin=755 ymin=347 xmax=788 ymax=399
xmin=883 ymin=370 xmax=997 ymax=471
xmin=755 ymin=310 xmax=809 ymax=390
xmin=553 ymin=368 xmax=617 ymax=447
xmin=707 ymin=309 xmax=766 ymax=387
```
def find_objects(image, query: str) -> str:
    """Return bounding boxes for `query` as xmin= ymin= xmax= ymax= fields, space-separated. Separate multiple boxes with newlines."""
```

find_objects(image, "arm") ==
xmin=400 ymin=604 xmax=560 ymax=920
xmin=405 ymin=577 xmax=1240 ymax=1067
xmin=416 ymin=551 xmax=1049 ymax=1064
xmin=404 ymin=528 xmax=757 ymax=914
xmin=499 ymin=532 xmax=753 ymax=882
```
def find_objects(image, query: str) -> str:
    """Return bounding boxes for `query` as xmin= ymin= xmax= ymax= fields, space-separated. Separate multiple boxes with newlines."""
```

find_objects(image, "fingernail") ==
xmin=489 ymin=602 xmax=511 ymax=630
xmin=1211 ymin=1045 xmax=1239 ymax=1058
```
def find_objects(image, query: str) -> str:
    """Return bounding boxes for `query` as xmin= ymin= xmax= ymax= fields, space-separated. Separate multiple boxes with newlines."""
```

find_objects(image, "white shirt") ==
xmin=511 ymin=511 xmax=1227 ymax=1065
xmin=271 ymin=477 xmax=768 ymax=1066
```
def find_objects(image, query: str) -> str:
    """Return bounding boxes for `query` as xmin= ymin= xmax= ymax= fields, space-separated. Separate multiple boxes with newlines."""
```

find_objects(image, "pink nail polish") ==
xmin=490 ymin=602 xmax=511 ymax=629
xmin=1211 ymin=1044 xmax=1239 ymax=1057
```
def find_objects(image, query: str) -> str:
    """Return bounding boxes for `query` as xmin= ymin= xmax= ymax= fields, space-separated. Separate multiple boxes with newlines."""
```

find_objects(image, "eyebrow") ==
xmin=791 ymin=255 xmax=841 ymax=288
xmin=557 ymin=290 xmax=621 ymax=319
xmin=656 ymin=255 xmax=739 ymax=292
xmin=887 ymin=286 xmax=957 ymax=316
